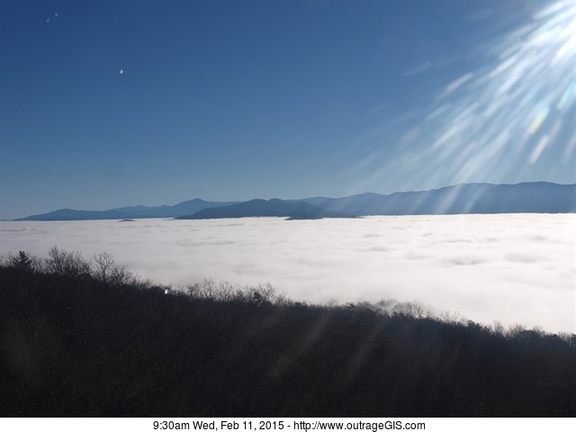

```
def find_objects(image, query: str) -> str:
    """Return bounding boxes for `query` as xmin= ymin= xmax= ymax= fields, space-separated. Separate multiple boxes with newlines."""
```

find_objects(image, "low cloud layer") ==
xmin=1 ymin=214 xmax=573 ymax=333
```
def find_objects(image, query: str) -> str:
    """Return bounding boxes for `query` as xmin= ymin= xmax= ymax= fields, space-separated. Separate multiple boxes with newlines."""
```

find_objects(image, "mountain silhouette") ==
xmin=303 ymin=182 xmax=576 ymax=215
xmin=17 ymin=199 xmax=238 ymax=221
xmin=178 ymin=199 xmax=355 ymax=220
xmin=15 ymin=182 xmax=575 ymax=221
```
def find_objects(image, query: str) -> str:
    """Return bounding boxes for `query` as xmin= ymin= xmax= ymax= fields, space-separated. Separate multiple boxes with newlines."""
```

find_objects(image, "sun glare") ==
xmin=431 ymin=0 xmax=576 ymax=174
xmin=354 ymin=0 xmax=576 ymax=197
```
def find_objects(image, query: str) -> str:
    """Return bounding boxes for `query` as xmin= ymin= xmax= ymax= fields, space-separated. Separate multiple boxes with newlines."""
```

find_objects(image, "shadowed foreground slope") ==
xmin=1 ymin=250 xmax=575 ymax=417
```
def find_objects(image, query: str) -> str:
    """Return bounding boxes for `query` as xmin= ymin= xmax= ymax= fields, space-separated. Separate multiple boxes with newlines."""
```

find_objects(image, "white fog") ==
xmin=1 ymin=214 xmax=573 ymax=334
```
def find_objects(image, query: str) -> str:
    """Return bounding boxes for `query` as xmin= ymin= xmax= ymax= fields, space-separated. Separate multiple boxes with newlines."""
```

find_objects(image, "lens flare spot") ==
xmin=442 ymin=73 xmax=474 ymax=96
xmin=528 ymin=106 xmax=551 ymax=135
xmin=530 ymin=135 xmax=550 ymax=163
xmin=563 ymin=135 xmax=576 ymax=162
xmin=402 ymin=153 xmax=421 ymax=172
xmin=556 ymin=82 xmax=575 ymax=111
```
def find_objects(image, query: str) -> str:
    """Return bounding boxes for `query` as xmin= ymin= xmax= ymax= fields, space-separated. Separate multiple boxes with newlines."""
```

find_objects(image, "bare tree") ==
xmin=45 ymin=247 xmax=91 ymax=276
xmin=93 ymin=252 xmax=132 ymax=286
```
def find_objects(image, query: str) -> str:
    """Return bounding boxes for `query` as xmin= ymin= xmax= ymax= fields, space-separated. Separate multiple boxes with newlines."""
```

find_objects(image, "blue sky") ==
xmin=1 ymin=0 xmax=575 ymax=219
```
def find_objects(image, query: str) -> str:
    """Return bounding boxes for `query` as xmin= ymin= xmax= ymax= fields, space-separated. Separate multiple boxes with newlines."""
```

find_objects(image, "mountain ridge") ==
xmin=177 ymin=198 xmax=355 ymax=220
xmin=301 ymin=182 xmax=575 ymax=216
xmin=17 ymin=199 xmax=239 ymax=221
xmin=14 ymin=182 xmax=576 ymax=221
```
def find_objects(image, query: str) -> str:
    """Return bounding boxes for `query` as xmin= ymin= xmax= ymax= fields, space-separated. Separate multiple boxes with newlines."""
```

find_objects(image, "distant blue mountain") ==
xmin=17 ymin=199 xmax=238 ymax=221
xmin=15 ymin=182 xmax=575 ymax=221
xmin=302 ymin=182 xmax=576 ymax=216
xmin=178 ymin=199 xmax=355 ymax=220
xmin=16 ymin=208 xmax=133 ymax=221
xmin=113 ymin=199 xmax=239 ymax=218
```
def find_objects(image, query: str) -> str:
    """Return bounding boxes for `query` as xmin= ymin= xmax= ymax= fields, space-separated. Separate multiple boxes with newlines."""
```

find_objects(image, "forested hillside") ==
xmin=1 ymin=250 xmax=574 ymax=416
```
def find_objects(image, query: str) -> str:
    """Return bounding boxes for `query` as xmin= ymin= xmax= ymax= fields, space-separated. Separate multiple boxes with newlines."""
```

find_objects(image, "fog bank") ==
xmin=1 ymin=214 xmax=573 ymax=333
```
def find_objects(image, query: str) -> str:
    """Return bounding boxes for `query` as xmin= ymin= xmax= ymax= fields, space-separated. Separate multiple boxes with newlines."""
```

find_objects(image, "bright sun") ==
xmin=357 ymin=0 xmax=576 ymax=195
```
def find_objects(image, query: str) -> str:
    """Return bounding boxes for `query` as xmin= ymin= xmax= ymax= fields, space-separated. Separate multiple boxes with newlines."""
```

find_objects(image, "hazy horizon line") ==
xmin=6 ymin=179 xmax=575 ymax=221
